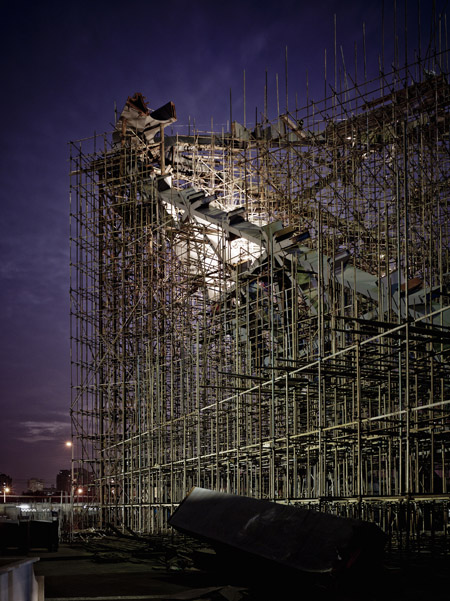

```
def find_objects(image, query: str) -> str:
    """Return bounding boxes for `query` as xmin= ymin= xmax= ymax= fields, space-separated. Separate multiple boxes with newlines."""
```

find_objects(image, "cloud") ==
xmin=17 ymin=421 xmax=70 ymax=443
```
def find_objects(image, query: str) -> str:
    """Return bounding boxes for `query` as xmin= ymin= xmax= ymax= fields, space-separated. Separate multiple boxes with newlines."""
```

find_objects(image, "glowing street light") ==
xmin=76 ymin=487 xmax=84 ymax=513
xmin=3 ymin=486 xmax=10 ymax=503
xmin=65 ymin=440 xmax=74 ymax=540
xmin=65 ymin=441 xmax=74 ymax=495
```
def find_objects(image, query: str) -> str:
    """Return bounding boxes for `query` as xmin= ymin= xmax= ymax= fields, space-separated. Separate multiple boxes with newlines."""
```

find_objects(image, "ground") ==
xmin=22 ymin=533 xmax=450 ymax=601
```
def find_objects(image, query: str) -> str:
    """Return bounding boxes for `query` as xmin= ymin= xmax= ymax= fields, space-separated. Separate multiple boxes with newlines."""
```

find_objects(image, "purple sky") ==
xmin=0 ymin=0 xmax=444 ymax=491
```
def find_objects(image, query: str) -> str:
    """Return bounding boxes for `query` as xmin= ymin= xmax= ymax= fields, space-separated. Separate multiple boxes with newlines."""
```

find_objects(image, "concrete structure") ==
xmin=69 ymin=10 xmax=449 ymax=543
xmin=0 ymin=558 xmax=43 ymax=601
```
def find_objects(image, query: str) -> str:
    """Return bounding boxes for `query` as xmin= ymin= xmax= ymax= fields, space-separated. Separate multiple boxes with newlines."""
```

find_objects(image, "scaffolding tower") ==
xmin=70 ymin=33 xmax=450 ymax=542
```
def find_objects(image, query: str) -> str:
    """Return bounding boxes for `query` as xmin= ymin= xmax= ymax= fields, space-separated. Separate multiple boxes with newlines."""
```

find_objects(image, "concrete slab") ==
xmin=31 ymin=544 xmax=230 ymax=600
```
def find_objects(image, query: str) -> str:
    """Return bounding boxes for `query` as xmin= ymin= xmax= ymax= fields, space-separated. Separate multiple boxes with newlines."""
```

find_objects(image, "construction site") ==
xmin=69 ymin=16 xmax=450 ymax=549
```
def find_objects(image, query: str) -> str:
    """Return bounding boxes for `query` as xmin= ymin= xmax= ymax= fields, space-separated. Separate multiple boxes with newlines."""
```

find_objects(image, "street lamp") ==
xmin=3 ymin=487 xmax=10 ymax=503
xmin=65 ymin=441 xmax=74 ymax=539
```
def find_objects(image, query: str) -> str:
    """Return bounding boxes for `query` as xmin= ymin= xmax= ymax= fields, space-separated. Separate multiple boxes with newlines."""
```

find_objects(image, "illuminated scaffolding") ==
xmin=70 ymin=36 xmax=450 ymax=540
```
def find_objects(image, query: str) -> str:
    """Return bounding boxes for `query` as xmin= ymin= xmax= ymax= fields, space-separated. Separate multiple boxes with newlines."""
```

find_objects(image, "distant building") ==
xmin=27 ymin=478 xmax=44 ymax=492
xmin=0 ymin=473 xmax=12 ymax=490
xmin=56 ymin=469 xmax=71 ymax=493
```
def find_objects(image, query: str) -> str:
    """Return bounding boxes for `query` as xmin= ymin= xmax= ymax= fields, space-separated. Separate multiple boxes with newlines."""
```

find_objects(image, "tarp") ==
xmin=168 ymin=487 xmax=385 ymax=575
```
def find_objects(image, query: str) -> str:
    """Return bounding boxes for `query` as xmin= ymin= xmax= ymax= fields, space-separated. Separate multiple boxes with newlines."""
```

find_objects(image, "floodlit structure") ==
xmin=70 ymin=23 xmax=450 ymax=541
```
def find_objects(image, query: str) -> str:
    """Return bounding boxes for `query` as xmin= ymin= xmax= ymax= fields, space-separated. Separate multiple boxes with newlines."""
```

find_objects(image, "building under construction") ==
xmin=69 ymin=24 xmax=450 ymax=543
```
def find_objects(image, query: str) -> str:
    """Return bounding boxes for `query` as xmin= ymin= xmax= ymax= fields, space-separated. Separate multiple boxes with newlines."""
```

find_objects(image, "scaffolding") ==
xmin=70 ymin=29 xmax=450 ymax=543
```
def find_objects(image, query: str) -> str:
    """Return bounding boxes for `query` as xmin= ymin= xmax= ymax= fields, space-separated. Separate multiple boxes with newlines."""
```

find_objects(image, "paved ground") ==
xmin=30 ymin=544 xmax=247 ymax=601
xmin=4 ymin=537 xmax=450 ymax=601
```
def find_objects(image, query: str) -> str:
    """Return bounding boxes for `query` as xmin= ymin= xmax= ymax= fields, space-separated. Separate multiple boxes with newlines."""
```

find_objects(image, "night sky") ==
xmin=0 ymin=0 xmax=445 ymax=491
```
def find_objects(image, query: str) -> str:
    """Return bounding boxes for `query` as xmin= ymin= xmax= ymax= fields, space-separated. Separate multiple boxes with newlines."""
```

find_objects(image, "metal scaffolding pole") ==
xmin=70 ymin=15 xmax=449 ymax=548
